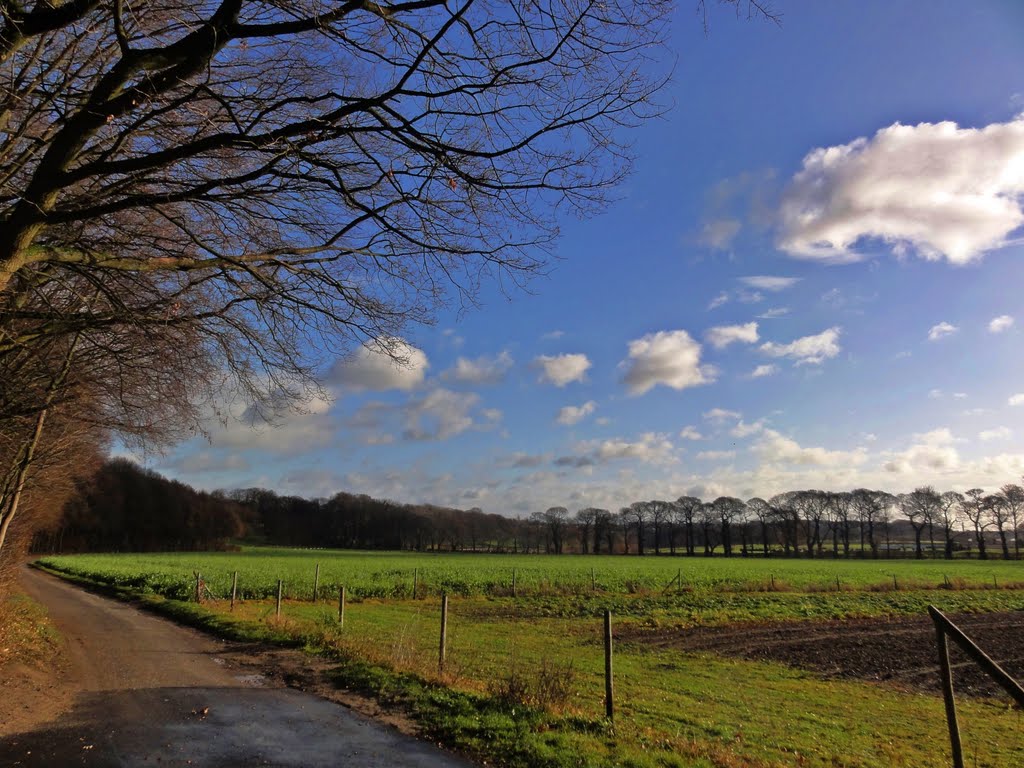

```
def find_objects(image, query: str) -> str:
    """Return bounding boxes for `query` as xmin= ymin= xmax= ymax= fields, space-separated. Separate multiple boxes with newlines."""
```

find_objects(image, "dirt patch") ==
xmin=621 ymin=611 xmax=1024 ymax=699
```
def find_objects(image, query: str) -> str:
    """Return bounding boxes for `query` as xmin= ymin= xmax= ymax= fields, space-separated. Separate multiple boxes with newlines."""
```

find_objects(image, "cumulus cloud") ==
xmin=556 ymin=400 xmax=597 ymax=426
xmin=329 ymin=338 xmax=428 ymax=392
xmin=731 ymin=419 xmax=766 ymax=438
xmin=738 ymin=276 xmax=801 ymax=291
xmin=208 ymin=391 xmax=335 ymax=454
xmin=555 ymin=433 xmax=676 ymax=468
xmin=979 ymin=426 xmax=1012 ymax=441
xmin=989 ymin=315 xmax=1015 ymax=333
xmin=927 ymin=322 xmax=958 ymax=341
xmin=882 ymin=428 xmax=960 ymax=474
xmin=534 ymin=353 xmax=591 ymax=387
xmin=705 ymin=322 xmax=759 ymax=349
xmin=443 ymin=350 xmax=513 ymax=385
xmin=750 ymin=364 xmax=778 ymax=378
xmin=1010 ymin=394 xmax=1024 ymax=406
xmin=697 ymin=450 xmax=736 ymax=460
xmin=703 ymin=408 xmax=741 ymax=423
xmin=754 ymin=429 xmax=866 ymax=467
xmin=621 ymin=330 xmax=716 ymax=395
xmin=759 ymin=327 xmax=841 ymax=365
xmin=778 ymin=116 xmax=1024 ymax=264
xmin=350 ymin=387 xmax=499 ymax=443
xmin=402 ymin=388 xmax=493 ymax=441
xmin=679 ymin=426 xmax=703 ymax=440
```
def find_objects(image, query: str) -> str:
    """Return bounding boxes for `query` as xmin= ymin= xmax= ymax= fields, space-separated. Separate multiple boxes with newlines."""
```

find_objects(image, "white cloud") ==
xmin=165 ymin=451 xmax=250 ymax=474
xmin=705 ymin=322 xmax=759 ymax=349
xmin=402 ymin=388 xmax=493 ymax=441
xmin=738 ymin=276 xmax=801 ymax=291
xmin=754 ymin=429 xmax=866 ymax=467
xmin=750 ymin=364 xmax=777 ymax=378
xmin=209 ymin=391 xmax=335 ymax=454
xmin=760 ymin=327 xmax=841 ymax=365
xmin=989 ymin=315 xmax=1015 ymax=333
xmin=928 ymin=388 xmax=944 ymax=399
xmin=703 ymin=407 xmax=741 ymax=423
xmin=927 ymin=322 xmax=958 ymax=341
xmin=542 ymin=330 xmax=565 ymax=341
xmin=953 ymin=392 xmax=968 ymax=399
xmin=731 ymin=419 xmax=766 ymax=438
xmin=778 ymin=116 xmax=1024 ymax=264
xmin=329 ymin=338 xmax=428 ymax=392
xmin=621 ymin=330 xmax=717 ymax=396
xmin=557 ymin=432 xmax=676 ymax=467
xmin=1009 ymin=393 xmax=1024 ymax=406
xmin=697 ymin=450 xmax=736 ymax=460
xmin=534 ymin=353 xmax=591 ymax=387
xmin=979 ymin=426 xmax=1012 ymax=442
xmin=556 ymin=400 xmax=597 ymax=426
xmin=443 ymin=350 xmax=513 ymax=385
xmin=708 ymin=292 xmax=730 ymax=310
xmin=700 ymin=217 xmax=741 ymax=249
xmin=882 ymin=428 xmax=960 ymax=474
xmin=679 ymin=426 xmax=703 ymax=440
xmin=758 ymin=307 xmax=790 ymax=319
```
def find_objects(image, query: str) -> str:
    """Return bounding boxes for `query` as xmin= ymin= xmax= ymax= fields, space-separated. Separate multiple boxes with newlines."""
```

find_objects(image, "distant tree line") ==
xmin=32 ymin=462 xmax=1024 ymax=560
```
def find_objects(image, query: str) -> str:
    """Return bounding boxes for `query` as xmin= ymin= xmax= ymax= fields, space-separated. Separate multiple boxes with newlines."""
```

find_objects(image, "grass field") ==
xmin=37 ymin=549 xmax=1024 ymax=767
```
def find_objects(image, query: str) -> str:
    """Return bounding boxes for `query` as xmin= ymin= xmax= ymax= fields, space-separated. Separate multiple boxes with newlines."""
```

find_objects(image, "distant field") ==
xmin=37 ymin=547 xmax=1024 ymax=603
xmin=36 ymin=547 xmax=1024 ymax=767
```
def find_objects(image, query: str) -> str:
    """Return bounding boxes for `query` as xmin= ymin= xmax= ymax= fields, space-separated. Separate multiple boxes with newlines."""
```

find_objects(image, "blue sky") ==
xmin=149 ymin=1 xmax=1024 ymax=513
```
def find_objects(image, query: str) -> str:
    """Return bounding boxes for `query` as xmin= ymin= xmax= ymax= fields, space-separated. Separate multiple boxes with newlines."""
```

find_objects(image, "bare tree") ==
xmin=1001 ymin=483 xmax=1024 ymax=559
xmin=746 ymin=497 xmax=771 ymax=557
xmin=711 ymin=496 xmax=745 ymax=557
xmin=963 ymin=488 xmax=990 ymax=559
xmin=768 ymin=491 xmax=799 ymax=555
xmin=628 ymin=501 xmax=651 ymax=556
xmin=698 ymin=502 xmax=717 ymax=556
xmin=898 ymin=487 xmax=940 ymax=559
xmin=674 ymin=496 xmax=701 ymax=556
xmin=647 ymin=499 xmax=673 ymax=555
xmin=542 ymin=506 xmax=569 ymax=554
xmin=987 ymin=494 xmax=1013 ymax=560
xmin=936 ymin=491 xmax=964 ymax=560
xmin=574 ymin=508 xmax=597 ymax=555
xmin=850 ymin=488 xmax=894 ymax=558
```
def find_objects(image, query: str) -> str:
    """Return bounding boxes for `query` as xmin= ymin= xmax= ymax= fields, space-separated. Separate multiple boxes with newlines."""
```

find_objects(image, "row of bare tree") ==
xmin=32 ymin=464 xmax=1024 ymax=561
xmin=530 ymin=485 xmax=1024 ymax=559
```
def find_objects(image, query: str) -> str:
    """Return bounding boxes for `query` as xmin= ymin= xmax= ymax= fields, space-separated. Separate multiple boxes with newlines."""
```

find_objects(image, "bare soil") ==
xmin=621 ymin=611 xmax=1024 ymax=698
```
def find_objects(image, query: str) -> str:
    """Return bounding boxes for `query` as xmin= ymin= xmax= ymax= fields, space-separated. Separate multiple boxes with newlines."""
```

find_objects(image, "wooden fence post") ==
xmin=276 ymin=579 xmax=283 ymax=618
xmin=230 ymin=571 xmax=238 ymax=611
xmin=935 ymin=625 xmax=964 ymax=768
xmin=195 ymin=572 xmax=202 ymax=604
xmin=338 ymin=586 xmax=346 ymax=627
xmin=313 ymin=563 xmax=320 ymax=603
xmin=512 ymin=569 xmax=517 ymax=598
xmin=413 ymin=568 xmax=418 ymax=599
xmin=604 ymin=608 xmax=614 ymax=721
xmin=439 ymin=593 xmax=449 ymax=675
xmin=893 ymin=574 xmax=898 ymax=590
xmin=592 ymin=567 xmax=596 ymax=591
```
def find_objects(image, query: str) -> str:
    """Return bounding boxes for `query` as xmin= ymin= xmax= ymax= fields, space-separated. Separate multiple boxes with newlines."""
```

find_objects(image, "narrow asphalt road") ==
xmin=1 ymin=568 xmax=474 ymax=768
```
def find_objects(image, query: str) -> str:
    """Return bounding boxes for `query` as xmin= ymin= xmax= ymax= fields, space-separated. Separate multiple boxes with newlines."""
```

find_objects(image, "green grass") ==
xmin=36 ymin=547 xmax=1024 ymax=602
xmin=34 ymin=549 xmax=1024 ymax=767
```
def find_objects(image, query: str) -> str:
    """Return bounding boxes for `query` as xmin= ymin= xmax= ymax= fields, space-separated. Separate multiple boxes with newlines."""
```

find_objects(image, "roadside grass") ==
xmin=0 ymin=590 xmax=62 ymax=672
xmin=35 ymin=561 xmax=1024 ymax=767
